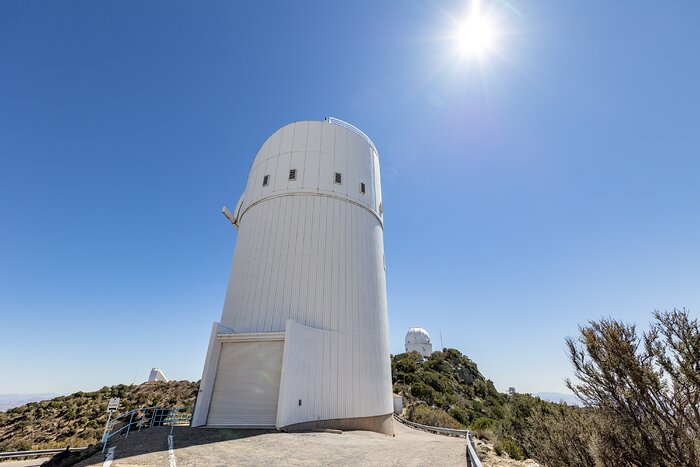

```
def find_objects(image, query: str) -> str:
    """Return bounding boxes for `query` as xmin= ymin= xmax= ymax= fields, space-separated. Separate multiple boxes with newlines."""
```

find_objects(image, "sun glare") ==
xmin=456 ymin=15 xmax=496 ymax=56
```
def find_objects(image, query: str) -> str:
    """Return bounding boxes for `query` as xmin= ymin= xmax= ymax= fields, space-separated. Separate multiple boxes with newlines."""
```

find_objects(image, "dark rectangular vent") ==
xmin=360 ymin=182 xmax=366 ymax=194
xmin=289 ymin=169 xmax=296 ymax=181
xmin=335 ymin=172 xmax=342 ymax=184
xmin=263 ymin=175 xmax=269 ymax=186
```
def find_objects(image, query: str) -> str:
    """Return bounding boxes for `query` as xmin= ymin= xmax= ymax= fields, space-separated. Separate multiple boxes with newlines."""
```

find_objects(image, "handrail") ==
xmin=394 ymin=413 xmax=469 ymax=437
xmin=101 ymin=406 xmax=193 ymax=454
xmin=394 ymin=414 xmax=483 ymax=467
xmin=0 ymin=447 xmax=87 ymax=459
xmin=325 ymin=117 xmax=379 ymax=156
xmin=465 ymin=434 xmax=483 ymax=467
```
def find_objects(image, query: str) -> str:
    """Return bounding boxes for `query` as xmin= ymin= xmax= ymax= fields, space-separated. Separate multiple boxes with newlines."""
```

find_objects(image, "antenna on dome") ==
xmin=440 ymin=329 xmax=444 ymax=351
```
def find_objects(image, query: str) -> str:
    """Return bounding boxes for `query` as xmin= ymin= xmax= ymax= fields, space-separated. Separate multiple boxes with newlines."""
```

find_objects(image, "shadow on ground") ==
xmin=71 ymin=422 xmax=468 ymax=466
xmin=72 ymin=427 xmax=273 ymax=466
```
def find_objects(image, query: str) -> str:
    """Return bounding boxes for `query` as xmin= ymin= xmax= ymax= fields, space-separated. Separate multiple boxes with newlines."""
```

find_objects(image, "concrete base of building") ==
xmin=280 ymin=413 xmax=394 ymax=436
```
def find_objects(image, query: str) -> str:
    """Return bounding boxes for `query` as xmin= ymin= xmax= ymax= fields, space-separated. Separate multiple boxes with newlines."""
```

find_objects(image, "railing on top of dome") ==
xmin=325 ymin=117 xmax=378 ymax=156
xmin=393 ymin=414 xmax=483 ymax=467
xmin=101 ymin=405 xmax=193 ymax=454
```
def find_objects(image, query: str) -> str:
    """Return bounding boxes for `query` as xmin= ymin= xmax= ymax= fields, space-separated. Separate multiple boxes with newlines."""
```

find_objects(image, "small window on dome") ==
xmin=334 ymin=172 xmax=342 ymax=184
xmin=289 ymin=169 xmax=296 ymax=181
xmin=263 ymin=175 xmax=269 ymax=186
xmin=360 ymin=182 xmax=366 ymax=194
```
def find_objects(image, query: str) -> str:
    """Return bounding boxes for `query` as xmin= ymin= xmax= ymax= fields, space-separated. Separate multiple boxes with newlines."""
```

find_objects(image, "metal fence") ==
xmin=393 ymin=414 xmax=483 ymax=467
xmin=101 ymin=406 xmax=193 ymax=453
xmin=0 ymin=447 xmax=87 ymax=460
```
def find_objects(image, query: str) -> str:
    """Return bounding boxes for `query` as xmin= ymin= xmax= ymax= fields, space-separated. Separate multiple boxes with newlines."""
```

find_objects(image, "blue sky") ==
xmin=1 ymin=1 xmax=699 ymax=395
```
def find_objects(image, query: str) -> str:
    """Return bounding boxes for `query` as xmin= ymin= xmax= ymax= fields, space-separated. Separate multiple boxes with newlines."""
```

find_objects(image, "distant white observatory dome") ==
xmin=147 ymin=368 xmax=168 ymax=383
xmin=405 ymin=327 xmax=433 ymax=357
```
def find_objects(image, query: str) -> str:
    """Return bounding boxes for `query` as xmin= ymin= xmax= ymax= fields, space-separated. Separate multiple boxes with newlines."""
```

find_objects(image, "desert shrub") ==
xmin=448 ymin=407 xmax=471 ymax=426
xmin=395 ymin=357 xmax=417 ymax=373
xmin=408 ymin=404 xmax=462 ymax=428
xmin=410 ymin=382 xmax=435 ymax=404
xmin=565 ymin=309 xmax=700 ymax=466
xmin=469 ymin=417 xmax=493 ymax=430
xmin=494 ymin=437 xmax=524 ymax=460
xmin=421 ymin=371 xmax=452 ymax=394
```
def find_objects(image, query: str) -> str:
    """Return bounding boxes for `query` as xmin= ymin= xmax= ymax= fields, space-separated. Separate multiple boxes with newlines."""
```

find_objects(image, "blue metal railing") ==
xmin=101 ymin=406 xmax=192 ymax=454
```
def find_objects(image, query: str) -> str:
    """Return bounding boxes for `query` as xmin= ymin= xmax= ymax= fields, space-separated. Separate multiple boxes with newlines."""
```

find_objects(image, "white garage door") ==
xmin=207 ymin=340 xmax=284 ymax=427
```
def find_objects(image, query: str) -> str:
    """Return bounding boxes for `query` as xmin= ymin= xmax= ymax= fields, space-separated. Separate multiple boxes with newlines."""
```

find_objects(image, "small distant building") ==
xmin=392 ymin=394 xmax=403 ymax=414
xmin=508 ymin=387 xmax=516 ymax=395
xmin=405 ymin=327 xmax=433 ymax=357
xmin=148 ymin=368 xmax=168 ymax=383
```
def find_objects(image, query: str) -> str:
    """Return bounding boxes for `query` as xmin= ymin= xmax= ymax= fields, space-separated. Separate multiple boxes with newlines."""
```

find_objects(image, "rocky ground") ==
xmin=472 ymin=437 xmax=541 ymax=467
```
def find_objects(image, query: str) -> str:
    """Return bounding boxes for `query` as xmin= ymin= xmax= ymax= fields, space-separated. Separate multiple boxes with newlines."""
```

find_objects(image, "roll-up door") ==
xmin=207 ymin=340 xmax=284 ymax=427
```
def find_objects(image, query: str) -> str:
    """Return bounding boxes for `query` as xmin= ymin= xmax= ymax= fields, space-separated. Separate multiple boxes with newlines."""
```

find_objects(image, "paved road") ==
xmin=0 ymin=458 xmax=52 ymax=467
xmin=76 ymin=422 xmax=467 ymax=466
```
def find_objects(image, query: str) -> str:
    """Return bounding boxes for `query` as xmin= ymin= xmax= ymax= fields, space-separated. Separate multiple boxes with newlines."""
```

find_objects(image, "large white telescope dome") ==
xmin=193 ymin=118 xmax=393 ymax=435
xmin=405 ymin=327 xmax=433 ymax=357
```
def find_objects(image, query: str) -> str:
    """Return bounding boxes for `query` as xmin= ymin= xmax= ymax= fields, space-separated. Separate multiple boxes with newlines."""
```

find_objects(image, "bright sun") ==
xmin=456 ymin=14 xmax=496 ymax=57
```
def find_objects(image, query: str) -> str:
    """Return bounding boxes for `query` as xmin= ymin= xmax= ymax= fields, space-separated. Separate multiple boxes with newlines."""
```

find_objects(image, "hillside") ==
xmin=392 ymin=348 xmax=555 ymax=462
xmin=0 ymin=381 xmax=198 ymax=452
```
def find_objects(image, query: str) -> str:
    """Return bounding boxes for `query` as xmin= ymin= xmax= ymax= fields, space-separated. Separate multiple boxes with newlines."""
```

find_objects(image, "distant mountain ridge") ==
xmin=532 ymin=392 xmax=582 ymax=406
xmin=0 ymin=393 xmax=60 ymax=412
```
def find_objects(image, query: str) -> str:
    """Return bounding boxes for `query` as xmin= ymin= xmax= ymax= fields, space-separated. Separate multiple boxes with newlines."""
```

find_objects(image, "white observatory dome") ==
xmin=405 ymin=327 xmax=433 ymax=357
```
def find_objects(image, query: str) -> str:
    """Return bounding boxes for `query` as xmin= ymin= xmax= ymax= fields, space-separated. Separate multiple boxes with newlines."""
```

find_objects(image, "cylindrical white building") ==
xmin=192 ymin=118 xmax=393 ymax=434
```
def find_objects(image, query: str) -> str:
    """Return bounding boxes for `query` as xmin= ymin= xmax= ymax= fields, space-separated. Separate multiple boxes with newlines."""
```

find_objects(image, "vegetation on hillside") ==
xmin=393 ymin=309 xmax=700 ymax=466
xmin=392 ymin=347 xmax=536 ymax=462
xmin=2 ymin=309 xmax=696 ymax=466
xmin=0 ymin=380 xmax=198 ymax=452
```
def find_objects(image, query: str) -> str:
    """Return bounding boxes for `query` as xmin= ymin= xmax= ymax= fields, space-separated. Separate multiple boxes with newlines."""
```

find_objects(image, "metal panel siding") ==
xmin=279 ymin=124 xmax=295 ymax=154
xmin=204 ymin=120 xmax=390 ymax=427
xmin=274 ymin=153 xmax=291 ymax=191
xmin=276 ymin=320 xmax=393 ymax=428
xmin=320 ymin=122 xmax=335 ymax=154
xmin=306 ymin=120 xmax=322 ymax=152
xmin=292 ymin=121 xmax=308 ymax=152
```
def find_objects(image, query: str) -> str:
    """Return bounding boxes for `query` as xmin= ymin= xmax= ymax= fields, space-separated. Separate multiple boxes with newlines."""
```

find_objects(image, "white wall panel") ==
xmin=279 ymin=123 xmax=294 ymax=154
xmin=302 ymin=151 xmax=320 ymax=190
xmin=321 ymin=122 xmax=335 ymax=154
xmin=292 ymin=121 xmax=308 ymax=152
xmin=307 ymin=121 xmax=322 ymax=152
xmin=277 ymin=320 xmax=393 ymax=428
xmin=318 ymin=151 xmax=334 ymax=192
xmin=274 ymin=153 xmax=291 ymax=192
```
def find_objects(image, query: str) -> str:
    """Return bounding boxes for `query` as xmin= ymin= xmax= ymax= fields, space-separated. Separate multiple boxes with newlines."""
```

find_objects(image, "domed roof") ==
xmin=405 ymin=327 xmax=431 ymax=345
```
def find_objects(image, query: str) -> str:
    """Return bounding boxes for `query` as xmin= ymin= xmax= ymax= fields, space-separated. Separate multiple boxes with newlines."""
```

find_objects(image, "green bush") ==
xmin=469 ymin=417 xmax=494 ymax=430
xmin=410 ymin=382 xmax=435 ymax=404
xmin=395 ymin=357 xmax=417 ymax=373
xmin=408 ymin=404 xmax=462 ymax=429
xmin=448 ymin=407 xmax=471 ymax=426
xmin=494 ymin=437 xmax=524 ymax=460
